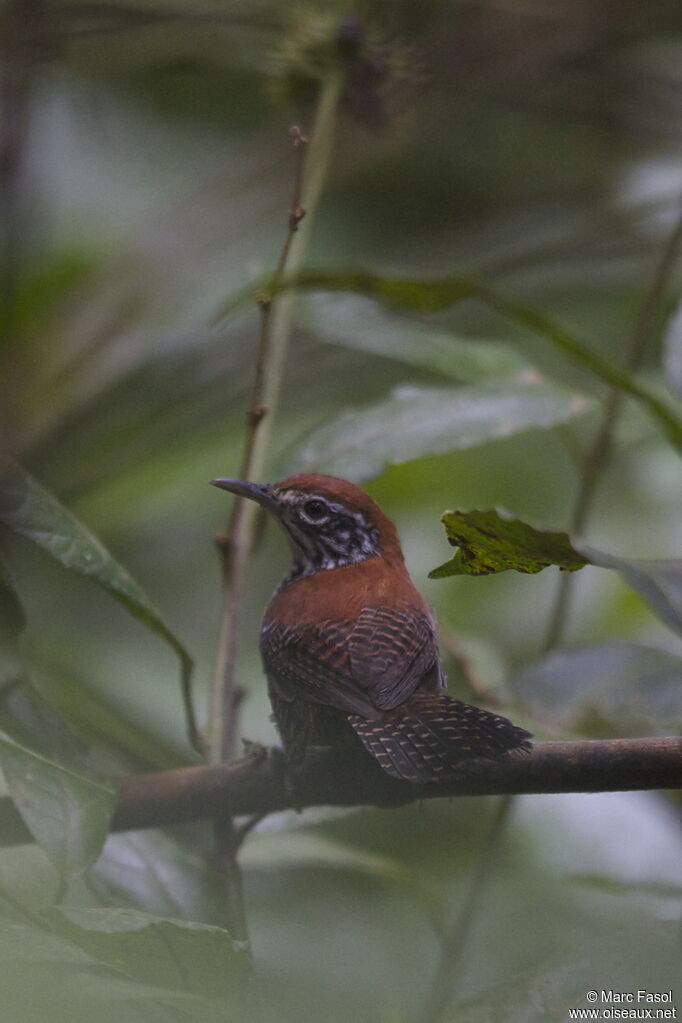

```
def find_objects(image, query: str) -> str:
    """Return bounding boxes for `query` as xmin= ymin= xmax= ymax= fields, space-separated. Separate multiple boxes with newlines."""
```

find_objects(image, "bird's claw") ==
xmin=241 ymin=738 xmax=269 ymax=763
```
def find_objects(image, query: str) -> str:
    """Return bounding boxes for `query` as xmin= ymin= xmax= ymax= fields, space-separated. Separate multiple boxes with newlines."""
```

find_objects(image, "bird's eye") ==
xmin=301 ymin=498 xmax=329 ymax=523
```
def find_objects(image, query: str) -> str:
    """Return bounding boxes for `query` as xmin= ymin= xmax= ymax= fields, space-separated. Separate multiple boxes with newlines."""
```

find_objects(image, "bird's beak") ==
xmin=210 ymin=477 xmax=278 ymax=512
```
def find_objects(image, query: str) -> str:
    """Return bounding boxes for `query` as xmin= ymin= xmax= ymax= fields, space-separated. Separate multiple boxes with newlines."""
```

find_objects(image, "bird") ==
xmin=211 ymin=472 xmax=532 ymax=784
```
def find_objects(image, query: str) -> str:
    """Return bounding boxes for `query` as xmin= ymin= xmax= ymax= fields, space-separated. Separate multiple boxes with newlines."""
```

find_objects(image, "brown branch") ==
xmin=0 ymin=737 xmax=679 ymax=849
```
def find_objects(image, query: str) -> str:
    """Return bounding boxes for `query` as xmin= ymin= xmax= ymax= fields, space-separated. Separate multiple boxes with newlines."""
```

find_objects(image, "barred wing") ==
xmin=260 ymin=605 xmax=441 ymax=718
xmin=349 ymin=692 xmax=533 ymax=783
xmin=348 ymin=606 xmax=442 ymax=710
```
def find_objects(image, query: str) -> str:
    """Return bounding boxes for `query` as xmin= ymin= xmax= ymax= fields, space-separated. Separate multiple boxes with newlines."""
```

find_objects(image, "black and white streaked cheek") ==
xmin=277 ymin=496 xmax=380 ymax=580
xmin=287 ymin=523 xmax=380 ymax=579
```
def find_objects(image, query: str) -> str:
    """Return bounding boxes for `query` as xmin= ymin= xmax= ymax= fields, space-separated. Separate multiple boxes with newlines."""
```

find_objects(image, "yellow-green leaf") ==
xmin=429 ymin=508 xmax=588 ymax=577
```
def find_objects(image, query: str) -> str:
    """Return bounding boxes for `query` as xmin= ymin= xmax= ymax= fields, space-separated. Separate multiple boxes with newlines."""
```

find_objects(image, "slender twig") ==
xmin=0 ymin=737 xmax=678 ymax=847
xmin=209 ymin=74 xmax=343 ymax=767
xmin=419 ymin=796 xmax=515 ymax=1023
xmin=543 ymin=201 xmax=682 ymax=650
xmin=207 ymin=125 xmax=309 ymax=944
xmin=210 ymin=126 xmax=310 ymax=766
xmin=207 ymin=71 xmax=343 ymax=949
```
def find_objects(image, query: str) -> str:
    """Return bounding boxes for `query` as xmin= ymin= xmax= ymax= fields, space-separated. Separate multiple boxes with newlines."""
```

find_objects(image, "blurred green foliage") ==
xmin=1 ymin=1 xmax=681 ymax=1021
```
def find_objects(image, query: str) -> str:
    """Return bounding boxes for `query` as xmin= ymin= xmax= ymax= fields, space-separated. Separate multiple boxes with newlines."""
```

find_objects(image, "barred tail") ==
xmin=348 ymin=692 xmax=532 ymax=783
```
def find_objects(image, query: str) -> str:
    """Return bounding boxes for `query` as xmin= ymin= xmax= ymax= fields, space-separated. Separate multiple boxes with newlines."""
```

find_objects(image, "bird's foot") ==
xmin=241 ymin=738 xmax=269 ymax=764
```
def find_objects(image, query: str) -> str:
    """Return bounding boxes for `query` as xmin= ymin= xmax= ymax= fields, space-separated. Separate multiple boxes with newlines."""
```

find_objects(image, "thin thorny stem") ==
xmin=209 ymin=130 xmax=309 ymax=767
xmin=208 ymin=129 xmax=308 ymax=944
xmin=543 ymin=200 xmax=682 ymax=651
xmin=419 ymin=796 xmax=515 ymax=1023
xmin=209 ymin=73 xmax=343 ymax=768
xmin=207 ymin=72 xmax=343 ymax=947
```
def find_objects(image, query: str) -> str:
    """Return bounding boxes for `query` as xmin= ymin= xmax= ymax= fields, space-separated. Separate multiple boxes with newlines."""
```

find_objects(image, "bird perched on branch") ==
xmin=211 ymin=473 xmax=531 ymax=783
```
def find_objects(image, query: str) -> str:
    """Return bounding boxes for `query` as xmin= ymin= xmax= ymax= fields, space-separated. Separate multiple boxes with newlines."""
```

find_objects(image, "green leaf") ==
xmin=0 ymin=462 xmax=199 ymax=749
xmin=0 ymin=725 xmax=115 ymax=884
xmin=0 ymin=651 xmax=117 ymax=883
xmin=294 ymin=270 xmax=479 ymax=312
xmin=294 ymin=380 xmax=592 ymax=481
xmin=242 ymin=830 xmax=414 ymax=879
xmin=33 ymin=660 xmax=186 ymax=772
xmin=477 ymin=286 xmax=682 ymax=453
xmin=514 ymin=642 xmax=682 ymax=737
xmin=235 ymin=267 xmax=682 ymax=453
xmin=451 ymin=923 xmax=679 ymax=1023
xmin=451 ymin=957 xmax=599 ymax=1023
xmin=241 ymin=830 xmax=445 ymax=936
xmin=0 ymin=920 xmax=98 ymax=966
xmin=301 ymin=295 xmax=531 ymax=382
xmin=216 ymin=270 xmax=476 ymax=321
xmin=0 ymin=918 xmax=238 ymax=1023
xmin=429 ymin=508 xmax=588 ymax=578
xmin=89 ymin=830 xmax=230 ymax=928
xmin=577 ymin=545 xmax=682 ymax=639
xmin=1 ymin=565 xmax=110 ymax=879
xmin=570 ymin=874 xmax=682 ymax=900
xmin=44 ymin=906 xmax=250 ymax=998
xmin=430 ymin=513 xmax=682 ymax=639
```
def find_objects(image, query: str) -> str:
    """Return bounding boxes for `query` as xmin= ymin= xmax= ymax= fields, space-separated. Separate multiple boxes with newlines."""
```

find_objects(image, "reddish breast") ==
xmin=264 ymin=554 xmax=431 ymax=627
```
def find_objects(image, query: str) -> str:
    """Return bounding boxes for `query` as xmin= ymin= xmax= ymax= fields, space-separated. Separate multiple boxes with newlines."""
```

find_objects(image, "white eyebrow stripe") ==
xmin=276 ymin=490 xmax=366 ymax=520
xmin=285 ymin=491 xmax=366 ymax=519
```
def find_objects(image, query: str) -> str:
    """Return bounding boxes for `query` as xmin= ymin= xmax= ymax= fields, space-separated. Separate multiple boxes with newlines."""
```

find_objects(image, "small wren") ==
xmin=211 ymin=473 xmax=531 ymax=783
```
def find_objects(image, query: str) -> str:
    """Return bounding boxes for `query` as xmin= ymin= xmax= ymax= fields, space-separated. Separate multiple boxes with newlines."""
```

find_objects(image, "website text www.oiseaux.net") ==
xmin=569 ymin=992 xmax=676 ymax=1020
